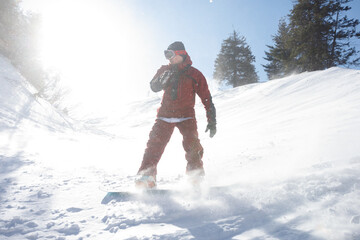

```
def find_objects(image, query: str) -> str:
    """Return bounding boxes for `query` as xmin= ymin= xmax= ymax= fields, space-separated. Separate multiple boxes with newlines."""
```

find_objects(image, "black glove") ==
xmin=205 ymin=99 xmax=216 ymax=138
xmin=159 ymin=70 xmax=174 ymax=85
xmin=150 ymin=69 xmax=175 ymax=92
xmin=205 ymin=122 xmax=216 ymax=138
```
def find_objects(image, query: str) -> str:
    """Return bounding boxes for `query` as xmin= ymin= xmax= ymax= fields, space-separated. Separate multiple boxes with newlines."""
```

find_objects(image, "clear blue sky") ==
xmin=115 ymin=0 xmax=360 ymax=82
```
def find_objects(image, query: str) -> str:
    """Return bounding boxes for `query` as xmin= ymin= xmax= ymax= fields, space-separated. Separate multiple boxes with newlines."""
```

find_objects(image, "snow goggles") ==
xmin=164 ymin=50 xmax=187 ymax=60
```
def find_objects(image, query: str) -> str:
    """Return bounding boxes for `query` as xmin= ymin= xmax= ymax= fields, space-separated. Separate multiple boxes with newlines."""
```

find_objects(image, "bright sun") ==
xmin=36 ymin=0 xmax=153 ymax=116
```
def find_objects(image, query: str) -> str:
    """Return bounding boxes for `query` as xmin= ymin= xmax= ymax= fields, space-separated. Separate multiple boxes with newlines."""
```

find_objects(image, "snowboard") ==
xmin=101 ymin=188 xmax=177 ymax=204
xmin=99 ymin=176 xmax=235 ymax=204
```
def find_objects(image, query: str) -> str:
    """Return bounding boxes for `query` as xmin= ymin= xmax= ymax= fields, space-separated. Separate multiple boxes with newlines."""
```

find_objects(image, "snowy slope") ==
xmin=0 ymin=56 xmax=73 ymax=131
xmin=1 ymin=53 xmax=360 ymax=240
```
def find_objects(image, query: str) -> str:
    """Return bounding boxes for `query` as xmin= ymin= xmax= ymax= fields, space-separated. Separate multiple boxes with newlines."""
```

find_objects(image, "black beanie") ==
xmin=167 ymin=41 xmax=185 ymax=51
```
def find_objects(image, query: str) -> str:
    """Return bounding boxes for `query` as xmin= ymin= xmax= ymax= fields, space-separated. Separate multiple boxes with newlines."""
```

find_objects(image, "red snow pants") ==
xmin=138 ymin=119 xmax=204 ymax=177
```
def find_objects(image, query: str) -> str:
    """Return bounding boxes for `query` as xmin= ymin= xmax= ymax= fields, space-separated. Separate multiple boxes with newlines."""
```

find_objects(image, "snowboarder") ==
xmin=136 ymin=41 xmax=216 ymax=188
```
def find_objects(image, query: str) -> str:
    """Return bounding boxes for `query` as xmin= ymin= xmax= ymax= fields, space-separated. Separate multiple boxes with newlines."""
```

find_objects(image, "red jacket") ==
xmin=150 ymin=54 xmax=216 ymax=123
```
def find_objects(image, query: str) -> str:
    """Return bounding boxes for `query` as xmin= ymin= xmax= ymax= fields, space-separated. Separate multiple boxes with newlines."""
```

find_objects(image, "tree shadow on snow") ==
xmin=0 ymin=96 xmax=68 ymax=136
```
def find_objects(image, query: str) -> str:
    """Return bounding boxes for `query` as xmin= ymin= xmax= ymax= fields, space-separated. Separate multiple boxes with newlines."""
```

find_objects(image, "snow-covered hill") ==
xmin=1 ymin=53 xmax=360 ymax=239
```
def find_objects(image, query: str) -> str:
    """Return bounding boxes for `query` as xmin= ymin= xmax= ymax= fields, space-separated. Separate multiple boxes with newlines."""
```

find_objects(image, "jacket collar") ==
xmin=170 ymin=54 xmax=193 ymax=72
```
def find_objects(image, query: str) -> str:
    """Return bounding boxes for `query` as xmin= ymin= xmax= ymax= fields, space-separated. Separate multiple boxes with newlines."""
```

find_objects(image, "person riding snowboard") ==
xmin=136 ymin=41 xmax=217 ymax=188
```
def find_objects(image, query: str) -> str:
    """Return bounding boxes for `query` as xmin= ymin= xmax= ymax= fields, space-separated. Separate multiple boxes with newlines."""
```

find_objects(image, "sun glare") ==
xmin=37 ymin=0 xmax=152 ymax=116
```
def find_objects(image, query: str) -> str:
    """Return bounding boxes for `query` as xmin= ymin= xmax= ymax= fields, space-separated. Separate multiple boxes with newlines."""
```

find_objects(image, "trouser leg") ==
xmin=138 ymin=120 xmax=175 ymax=177
xmin=176 ymin=119 xmax=204 ymax=176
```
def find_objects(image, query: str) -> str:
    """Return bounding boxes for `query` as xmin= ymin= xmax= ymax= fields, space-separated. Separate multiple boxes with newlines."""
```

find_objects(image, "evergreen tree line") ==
xmin=214 ymin=0 xmax=360 ymax=86
xmin=0 ymin=0 xmax=67 ymax=112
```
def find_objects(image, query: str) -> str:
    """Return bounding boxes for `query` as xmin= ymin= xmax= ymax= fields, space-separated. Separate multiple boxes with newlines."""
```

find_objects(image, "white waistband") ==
xmin=158 ymin=117 xmax=193 ymax=123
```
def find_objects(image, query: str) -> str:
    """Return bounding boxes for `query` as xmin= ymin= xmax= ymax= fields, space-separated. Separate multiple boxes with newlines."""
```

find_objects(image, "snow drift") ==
xmin=1 ymin=53 xmax=360 ymax=239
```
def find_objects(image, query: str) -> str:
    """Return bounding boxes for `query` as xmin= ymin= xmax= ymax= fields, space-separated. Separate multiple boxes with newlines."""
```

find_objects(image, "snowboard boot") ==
xmin=188 ymin=175 xmax=204 ymax=187
xmin=135 ymin=175 xmax=156 ymax=189
xmin=187 ymin=169 xmax=205 ymax=187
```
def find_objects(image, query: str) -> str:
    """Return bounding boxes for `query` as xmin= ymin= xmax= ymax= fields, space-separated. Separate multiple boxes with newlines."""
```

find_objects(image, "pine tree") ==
xmin=0 ymin=0 xmax=23 ymax=58
xmin=263 ymin=0 xmax=360 ymax=80
xmin=326 ymin=0 xmax=360 ymax=67
xmin=263 ymin=19 xmax=295 ymax=80
xmin=289 ymin=0 xmax=331 ymax=71
xmin=214 ymin=31 xmax=259 ymax=87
